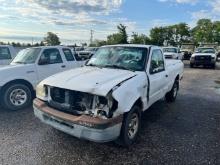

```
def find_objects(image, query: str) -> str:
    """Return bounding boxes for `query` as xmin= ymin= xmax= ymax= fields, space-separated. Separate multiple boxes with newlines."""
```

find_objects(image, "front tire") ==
xmin=2 ymin=84 xmax=32 ymax=111
xmin=165 ymin=80 xmax=179 ymax=102
xmin=211 ymin=63 xmax=216 ymax=69
xmin=116 ymin=105 xmax=141 ymax=147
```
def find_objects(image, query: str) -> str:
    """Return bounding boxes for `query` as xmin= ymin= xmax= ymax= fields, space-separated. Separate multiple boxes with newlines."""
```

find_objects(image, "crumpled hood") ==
xmin=41 ymin=66 xmax=137 ymax=96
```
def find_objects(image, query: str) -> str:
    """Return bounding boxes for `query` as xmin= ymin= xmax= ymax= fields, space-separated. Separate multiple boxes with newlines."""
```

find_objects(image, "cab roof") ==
xmin=101 ymin=44 xmax=159 ymax=49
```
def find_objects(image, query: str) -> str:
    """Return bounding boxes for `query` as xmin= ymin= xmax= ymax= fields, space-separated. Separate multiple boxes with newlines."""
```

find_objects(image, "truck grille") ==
xmin=165 ymin=55 xmax=173 ymax=59
xmin=48 ymin=87 xmax=94 ymax=115
xmin=195 ymin=55 xmax=211 ymax=61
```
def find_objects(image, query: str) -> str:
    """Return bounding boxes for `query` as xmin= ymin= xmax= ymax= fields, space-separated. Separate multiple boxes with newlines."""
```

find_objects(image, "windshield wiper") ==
xmin=103 ymin=64 xmax=135 ymax=72
xmin=86 ymin=63 xmax=102 ymax=69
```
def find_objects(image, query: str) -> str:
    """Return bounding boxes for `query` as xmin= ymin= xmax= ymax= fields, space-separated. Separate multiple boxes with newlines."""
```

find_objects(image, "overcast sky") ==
xmin=0 ymin=0 xmax=219 ymax=44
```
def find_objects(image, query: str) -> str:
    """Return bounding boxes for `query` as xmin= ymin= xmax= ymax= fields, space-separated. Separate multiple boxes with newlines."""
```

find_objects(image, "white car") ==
xmin=0 ymin=45 xmax=17 ymax=65
xmin=190 ymin=47 xmax=217 ymax=69
xmin=0 ymin=46 xmax=84 ymax=111
xmin=163 ymin=47 xmax=182 ymax=60
xmin=78 ymin=47 xmax=98 ymax=60
xmin=34 ymin=45 xmax=184 ymax=146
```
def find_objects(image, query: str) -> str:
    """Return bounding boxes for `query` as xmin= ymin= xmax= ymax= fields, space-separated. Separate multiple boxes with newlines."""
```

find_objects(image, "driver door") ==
xmin=37 ymin=48 xmax=66 ymax=82
xmin=148 ymin=49 xmax=168 ymax=105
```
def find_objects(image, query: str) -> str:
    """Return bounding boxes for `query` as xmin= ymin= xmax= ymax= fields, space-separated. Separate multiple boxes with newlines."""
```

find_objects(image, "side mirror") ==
xmin=38 ymin=58 xmax=49 ymax=65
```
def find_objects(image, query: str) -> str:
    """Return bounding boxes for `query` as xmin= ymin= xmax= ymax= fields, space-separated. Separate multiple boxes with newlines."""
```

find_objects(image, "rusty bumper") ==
xmin=33 ymin=99 xmax=123 ymax=142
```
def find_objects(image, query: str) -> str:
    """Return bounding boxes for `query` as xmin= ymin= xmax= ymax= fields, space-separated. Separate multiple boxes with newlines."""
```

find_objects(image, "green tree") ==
xmin=43 ymin=32 xmax=61 ymax=46
xmin=107 ymin=24 xmax=128 ymax=45
xmin=150 ymin=27 xmax=167 ymax=46
xmin=40 ymin=41 xmax=45 ymax=46
xmin=150 ymin=23 xmax=190 ymax=46
xmin=213 ymin=21 xmax=220 ymax=44
xmin=192 ymin=19 xmax=214 ymax=44
xmin=130 ymin=32 xmax=151 ymax=44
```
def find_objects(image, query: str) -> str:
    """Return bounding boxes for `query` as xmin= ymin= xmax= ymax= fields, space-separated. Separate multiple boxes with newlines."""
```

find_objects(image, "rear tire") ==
xmin=116 ymin=105 xmax=141 ymax=147
xmin=165 ymin=80 xmax=179 ymax=102
xmin=2 ymin=83 xmax=32 ymax=111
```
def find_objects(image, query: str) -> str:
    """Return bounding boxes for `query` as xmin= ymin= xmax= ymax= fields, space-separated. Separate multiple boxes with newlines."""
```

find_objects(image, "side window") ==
xmin=39 ymin=48 xmax=62 ymax=65
xmin=150 ymin=49 xmax=165 ymax=74
xmin=0 ymin=47 xmax=11 ymax=59
xmin=63 ymin=48 xmax=75 ymax=61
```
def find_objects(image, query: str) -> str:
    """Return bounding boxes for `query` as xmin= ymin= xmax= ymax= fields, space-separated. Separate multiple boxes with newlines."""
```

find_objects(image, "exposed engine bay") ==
xmin=48 ymin=86 xmax=118 ymax=119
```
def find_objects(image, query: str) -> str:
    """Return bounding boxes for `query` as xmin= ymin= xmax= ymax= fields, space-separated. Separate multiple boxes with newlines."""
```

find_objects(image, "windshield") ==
xmin=195 ymin=48 xmax=215 ymax=54
xmin=12 ymin=48 xmax=41 ymax=64
xmin=86 ymin=46 xmax=148 ymax=71
xmin=163 ymin=48 xmax=177 ymax=53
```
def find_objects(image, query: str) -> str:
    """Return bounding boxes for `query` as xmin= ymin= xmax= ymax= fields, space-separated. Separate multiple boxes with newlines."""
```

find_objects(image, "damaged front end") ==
xmin=47 ymin=86 xmax=119 ymax=119
xmin=34 ymin=85 xmax=123 ymax=142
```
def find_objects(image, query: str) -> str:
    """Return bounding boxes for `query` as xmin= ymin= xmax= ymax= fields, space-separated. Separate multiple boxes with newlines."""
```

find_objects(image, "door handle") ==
xmin=61 ymin=65 xmax=66 ymax=68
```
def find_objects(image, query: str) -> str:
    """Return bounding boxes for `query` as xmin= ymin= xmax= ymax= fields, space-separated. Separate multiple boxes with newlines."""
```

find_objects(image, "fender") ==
xmin=112 ymin=73 xmax=148 ymax=114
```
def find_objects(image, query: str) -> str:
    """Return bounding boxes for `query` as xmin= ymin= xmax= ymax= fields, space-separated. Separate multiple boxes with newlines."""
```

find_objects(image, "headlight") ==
xmin=95 ymin=94 xmax=118 ymax=118
xmin=36 ymin=84 xmax=47 ymax=100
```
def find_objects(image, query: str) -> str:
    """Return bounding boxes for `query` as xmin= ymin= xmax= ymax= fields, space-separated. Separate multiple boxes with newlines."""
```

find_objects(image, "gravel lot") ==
xmin=0 ymin=61 xmax=220 ymax=165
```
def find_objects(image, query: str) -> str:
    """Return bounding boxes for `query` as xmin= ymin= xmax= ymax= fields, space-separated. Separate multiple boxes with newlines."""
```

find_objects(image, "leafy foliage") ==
xmin=43 ymin=32 xmax=61 ymax=46
xmin=106 ymin=24 xmax=128 ymax=45
xmin=130 ymin=33 xmax=151 ymax=44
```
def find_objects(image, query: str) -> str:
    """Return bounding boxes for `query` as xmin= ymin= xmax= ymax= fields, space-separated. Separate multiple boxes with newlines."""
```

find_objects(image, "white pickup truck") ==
xmin=163 ymin=47 xmax=183 ymax=60
xmin=0 ymin=45 xmax=17 ymax=65
xmin=190 ymin=47 xmax=217 ymax=69
xmin=0 ymin=46 xmax=84 ymax=111
xmin=34 ymin=45 xmax=184 ymax=146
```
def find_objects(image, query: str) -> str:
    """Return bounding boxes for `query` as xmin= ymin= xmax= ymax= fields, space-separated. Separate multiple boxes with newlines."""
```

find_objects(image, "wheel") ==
xmin=190 ymin=63 xmax=194 ymax=68
xmin=116 ymin=105 xmax=141 ymax=147
xmin=2 ymin=83 xmax=32 ymax=111
xmin=165 ymin=80 xmax=179 ymax=102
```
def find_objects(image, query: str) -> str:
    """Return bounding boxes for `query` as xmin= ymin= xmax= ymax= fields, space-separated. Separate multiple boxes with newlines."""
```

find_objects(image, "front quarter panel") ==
xmin=0 ymin=64 xmax=38 ymax=88
xmin=112 ymin=72 xmax=148 ymax=114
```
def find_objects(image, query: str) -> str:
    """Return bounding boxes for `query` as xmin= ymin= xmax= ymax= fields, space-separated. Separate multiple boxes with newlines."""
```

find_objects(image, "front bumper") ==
xmin=33 ymin=99 xmax=123 ymax=143
xmin=190 ymin=57 xmax=216 ymax=65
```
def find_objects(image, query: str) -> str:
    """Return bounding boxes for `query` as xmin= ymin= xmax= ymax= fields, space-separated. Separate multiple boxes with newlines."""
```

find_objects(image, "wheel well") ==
xmin=175 ymin=75 xmax=180 ymax=81
xmin=175 ymin=75 xmax=180 ymax=89
xmin=1 ymin=79 xmax=35 ymax=97
xmin=133 ymin=98 xmax=144 ymax=111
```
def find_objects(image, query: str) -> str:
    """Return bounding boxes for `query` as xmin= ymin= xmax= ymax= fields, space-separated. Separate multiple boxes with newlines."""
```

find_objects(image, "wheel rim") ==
xmin=128 ymin=113 xmax=139 ymax=139
xmin=9 ymin=88 xmax=27 ymax=106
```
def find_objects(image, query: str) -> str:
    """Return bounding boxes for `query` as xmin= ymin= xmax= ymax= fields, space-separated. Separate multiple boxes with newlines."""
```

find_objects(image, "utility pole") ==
xmin=31 ymin=37 xmax=34 ymax=46
xmin=90 ymin=30 xmax=94 ymax=45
